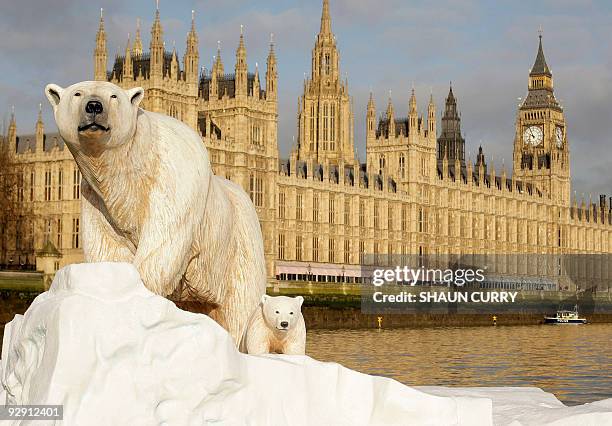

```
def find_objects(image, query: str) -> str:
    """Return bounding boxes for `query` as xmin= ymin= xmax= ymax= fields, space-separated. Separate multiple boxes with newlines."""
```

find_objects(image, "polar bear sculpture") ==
xmin=241 ymin=295 xmax=306 ymax=355
xmin=44 ymin=81 xmax=266 ymax=343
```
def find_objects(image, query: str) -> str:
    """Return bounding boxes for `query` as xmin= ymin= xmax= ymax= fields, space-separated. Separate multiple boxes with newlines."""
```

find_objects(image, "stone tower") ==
xmin=296 ymin=0 xmax=355 ymax=166
xmin=102 ymin=6 xmax=200 ymax=129
xmin=365 ymin=87 xmax=437 ymax=193
xmin=437 ymin=85 xmax=465 ymax=175
xmin=7 ymin=106 xmax=17 ymax=155
xmin=184 ymin=11 xmax=199 ymax=89
xmin=94 ymin=8 xmax=107 ymax=81
xmin=512 ymin=34 xmax=570 ymax=205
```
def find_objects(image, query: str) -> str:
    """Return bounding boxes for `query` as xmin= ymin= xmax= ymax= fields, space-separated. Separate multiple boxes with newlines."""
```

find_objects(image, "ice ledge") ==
xmin=1 ymin=262 xmax=611 ymax=426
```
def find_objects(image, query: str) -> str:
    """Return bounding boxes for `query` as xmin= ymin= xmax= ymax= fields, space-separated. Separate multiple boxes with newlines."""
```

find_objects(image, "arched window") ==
xmin=323 ymin=103 xmax=329 ymax=148
xmin=168 ymin=104 xmax=178 ymax=119
xmin=324 ymin=53 xmax=331 ymax=75
xmin=399 ymin=154 xmax=405 ymax=179
xmin=310 ymin=104 xmax=315 ymax=145
xmin=330 ymin=103 xmax=335 ymax=149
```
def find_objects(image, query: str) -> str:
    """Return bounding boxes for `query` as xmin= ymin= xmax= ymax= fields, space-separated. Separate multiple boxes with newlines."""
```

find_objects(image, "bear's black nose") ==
xmin=85 ymin=100 xmax=103 ymax=115
xmin=280 ymin=321 xmax=289 ymax=328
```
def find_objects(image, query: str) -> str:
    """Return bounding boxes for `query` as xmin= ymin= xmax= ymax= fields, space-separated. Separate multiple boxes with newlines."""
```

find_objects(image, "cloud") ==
xmin=1 ymin=0 xmax=610 ymax=197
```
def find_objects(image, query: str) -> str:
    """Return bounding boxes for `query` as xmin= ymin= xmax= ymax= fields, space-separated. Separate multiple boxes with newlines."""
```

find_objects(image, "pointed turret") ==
xmin=235 ymin=25 xmax=248 ymax=96
xmin=123 ymin=34 xmax=133 ymax=81
xmin=150 ymin=2 xmax=164 ymax=78
xmin=320 ymin=0 xmax=332 ymax=35
xmin=35 ymin=103 xmax=44 ymax=152
xmin=409 ymin=87 xmax=417 ymax=134
xmin=184 ymin=10 xmax=199 ymax=84
xmin=366 ymin=92 xmax=376 ymax=141
xmin=297 ymin=0 xmax=354 ymax=166
xmin=476 ymin=145 xmax=487 ymax=182
xmin=465 ymin=152 xmax=472 ymax=184
xmin=266 ymin=33 xmax=277 ymax=101
xmin=427 ymin=90 xmax=436 ymax=139
xmin=312 ymin=0 xmax=338 ymax=81
xmin=409 ymin=87 xmax=417 ymax=113
xmin=530 ymin=34 xmax=551 ymax=77
xmin=170 ymin=41 xmax=178 ymax=79
xmin=214 ymin=41 xmax=224 ymax=75
xmin=8 ymin=106 xmax=17 ymax=154
xmin=386 ymin=94 xmax=395 ymax=138
xmin=94 ymin=8 xmax=107 ymax=81
xmin=210 ymin=42 xmax=223 ymax=99
xmin=437 ymin=83 xmax=465 ymax=170
xmin=526 ymin=33 xmax=554 ymax=93
xmin=368 ymin=91 xmax=375 ymax=111
xmin=253 ymin=62 xmax=260 ymax=98
xmin=133 ymin=18 xmax=143 ymax=56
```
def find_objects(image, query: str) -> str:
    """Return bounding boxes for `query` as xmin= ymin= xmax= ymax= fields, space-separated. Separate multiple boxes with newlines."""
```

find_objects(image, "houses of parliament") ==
xmin=2 ymin=0 xmax=612 ymax=290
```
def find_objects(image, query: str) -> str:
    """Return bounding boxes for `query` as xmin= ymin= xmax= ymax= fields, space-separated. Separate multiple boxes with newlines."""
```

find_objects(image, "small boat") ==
xmin=544 ymin=305 xmax=587 ymax=324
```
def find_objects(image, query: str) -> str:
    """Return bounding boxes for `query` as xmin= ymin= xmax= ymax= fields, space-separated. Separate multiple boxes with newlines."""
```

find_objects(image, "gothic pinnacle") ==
xmin=320 ymin=0 xmax=332 ymax=35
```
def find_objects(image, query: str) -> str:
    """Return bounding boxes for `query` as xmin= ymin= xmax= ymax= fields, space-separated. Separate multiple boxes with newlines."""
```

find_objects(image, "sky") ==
xmin=1 ymin=0 xmax=611 ymax=198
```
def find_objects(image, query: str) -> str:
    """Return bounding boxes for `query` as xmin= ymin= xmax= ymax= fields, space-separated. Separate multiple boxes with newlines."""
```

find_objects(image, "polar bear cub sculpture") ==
xmin=44 ymin=81 xmax=266 ymax=344
xmin=241 ymin=295 xmax=306 ymax=355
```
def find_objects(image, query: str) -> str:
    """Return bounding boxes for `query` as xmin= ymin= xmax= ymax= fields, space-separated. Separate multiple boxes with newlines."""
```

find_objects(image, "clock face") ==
xmin=555 ymin=127 xmax=563 ymax=147
xmin=523 ymin=126 xmax=543 ymax=146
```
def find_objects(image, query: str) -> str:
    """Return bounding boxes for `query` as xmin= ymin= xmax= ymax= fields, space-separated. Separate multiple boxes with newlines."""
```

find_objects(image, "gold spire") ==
xmin=386 ymin=91 xmax=394 ymax=117
xmin=409 ymin=87 xmax=417 ymax=113
xmin=94 ymin=7 xmax=108 ymax=81
xmin=133 ymin=18 xmax=143 ymax=56
xmin=151 ymin=1 xmax=163 ymax=46
xmin=236 ymin=25 xmax=247 ymax=64
xmin=320 ymin=0 xmax=331 ymax=35
xmin=123 ymin=33 xmax=133 ymax=80
xmin=187 ymin=10 xmax=198 ymax=46
xmin=238 ymin=25 xmax=246 ymax=52
xmin=96 ymin=7 xmax=105 ymax=44
xmin=36 ymin=103 xmax=44 ymax=139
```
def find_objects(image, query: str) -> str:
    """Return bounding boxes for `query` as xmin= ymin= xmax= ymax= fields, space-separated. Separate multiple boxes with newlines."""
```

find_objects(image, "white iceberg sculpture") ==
xmin=1 ymin=263 xmax=611 ymax=426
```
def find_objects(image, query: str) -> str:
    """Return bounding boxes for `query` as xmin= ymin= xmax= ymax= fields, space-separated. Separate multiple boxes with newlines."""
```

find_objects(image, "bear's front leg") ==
xmin=281 ymin=339 xmax=306 ymax=356
xmin=81 ymin=181 xmax=135 ymax=263
xmin=245 ymin=338 xmax=271 ymax=356
xmin=132 ymin=184 xmax=200 ymax=297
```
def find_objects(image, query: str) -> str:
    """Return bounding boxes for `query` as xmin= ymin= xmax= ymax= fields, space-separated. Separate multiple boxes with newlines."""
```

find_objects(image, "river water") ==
xmin=306 ymin=324 xmax=612 ymax=406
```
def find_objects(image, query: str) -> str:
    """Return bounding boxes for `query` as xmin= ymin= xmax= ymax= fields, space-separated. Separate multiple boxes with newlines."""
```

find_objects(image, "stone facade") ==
xmin=1 ymin=108 xmax=83 ymax=269
xmin=296 ymin=0 xmax=356 ymax=166
xmin=3 ymin=1 xmax=612 ymax=290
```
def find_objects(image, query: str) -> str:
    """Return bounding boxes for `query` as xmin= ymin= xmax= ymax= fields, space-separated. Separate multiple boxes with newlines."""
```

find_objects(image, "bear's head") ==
xmin=261 ymin=295 xmax=304 ymax=332
xmin=44 ymin=81 xmax=144 ymax=155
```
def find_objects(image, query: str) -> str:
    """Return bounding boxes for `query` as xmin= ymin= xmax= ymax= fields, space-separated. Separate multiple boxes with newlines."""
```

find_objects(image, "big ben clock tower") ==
xmin=512 ymin=34 xmax=570 ymax=206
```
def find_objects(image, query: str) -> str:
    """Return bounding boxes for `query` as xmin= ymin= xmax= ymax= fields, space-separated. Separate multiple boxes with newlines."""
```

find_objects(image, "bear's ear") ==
xmin=296 ymin=296 xmax=304 ymax=307
xmin=261 ymin=294 xmax=269 ymax=305
xmin=127 ymin=87 xmax=145 ymax=107
xmin=45 ymin=84 xmax=64 ymax=109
